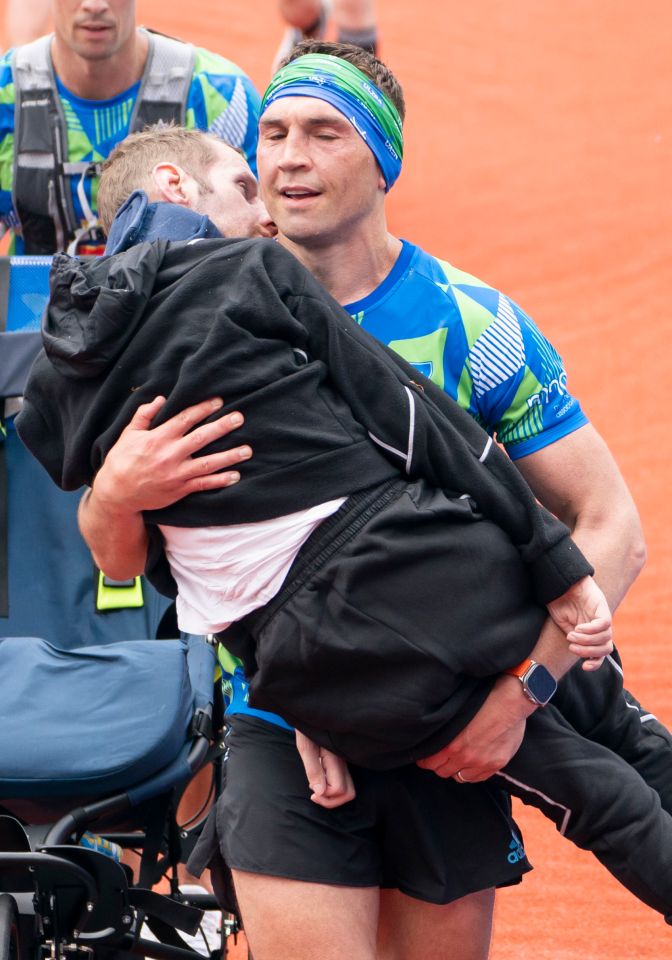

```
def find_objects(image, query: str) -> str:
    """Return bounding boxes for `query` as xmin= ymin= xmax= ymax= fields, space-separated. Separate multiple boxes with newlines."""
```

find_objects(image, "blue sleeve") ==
xmin=472 ymin=297 xmax=589 ymax=459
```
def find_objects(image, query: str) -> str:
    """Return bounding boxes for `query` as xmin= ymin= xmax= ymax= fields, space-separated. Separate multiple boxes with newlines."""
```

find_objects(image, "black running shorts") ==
xmin=188 ymin=714 xmax=531 ymax=906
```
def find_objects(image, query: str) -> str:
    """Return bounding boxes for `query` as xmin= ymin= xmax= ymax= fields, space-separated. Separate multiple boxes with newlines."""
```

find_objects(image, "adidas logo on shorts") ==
xmin=507 ymin=834 xmax=526 ymax=864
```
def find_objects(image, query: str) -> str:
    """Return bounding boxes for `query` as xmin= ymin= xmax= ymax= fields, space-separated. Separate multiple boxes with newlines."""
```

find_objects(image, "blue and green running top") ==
xmin=221 ymin=239 xmax=588 ymax=728
xmin=348 ymin=240 xmax=587 ymax=460
xmin=0 ymin=45 xmax=261 ymax=252
xmin=218 ymin=645 xmax=293 ymax=731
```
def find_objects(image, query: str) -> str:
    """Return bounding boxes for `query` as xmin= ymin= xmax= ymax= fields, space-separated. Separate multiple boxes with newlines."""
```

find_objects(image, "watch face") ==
xmin=526 ymin=664 xmax=557 ymax=705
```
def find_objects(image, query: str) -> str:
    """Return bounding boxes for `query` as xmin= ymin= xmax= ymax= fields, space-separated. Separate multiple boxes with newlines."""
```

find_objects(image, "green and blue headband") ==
xmin=261 ymin=54 xmax=404 ymax=191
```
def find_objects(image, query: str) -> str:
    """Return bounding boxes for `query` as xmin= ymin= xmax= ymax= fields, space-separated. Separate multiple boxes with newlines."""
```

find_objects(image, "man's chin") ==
xmin=72 ymin=43 xmax=118 ymax=61
xmin=270 ymin=213 xmax=322 ymax=244
xmin=276 ymin=227 xmax=336 ymax=253
xmin=70 ymin=28 xmax=122 ymax=61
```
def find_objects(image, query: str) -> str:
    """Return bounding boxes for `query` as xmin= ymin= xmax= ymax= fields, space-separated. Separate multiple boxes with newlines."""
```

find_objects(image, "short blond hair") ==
xmin=97 ymin=125 xmax=224 ymax=232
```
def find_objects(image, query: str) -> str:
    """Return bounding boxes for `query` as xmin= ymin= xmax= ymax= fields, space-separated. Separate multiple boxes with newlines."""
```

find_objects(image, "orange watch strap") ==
xmin=506 ymin=658 xmax=535 ymax=679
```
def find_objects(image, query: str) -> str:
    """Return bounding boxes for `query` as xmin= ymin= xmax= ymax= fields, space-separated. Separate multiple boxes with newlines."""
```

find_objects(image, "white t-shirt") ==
xmin=159 ymin=498 xmax=346 ymax=634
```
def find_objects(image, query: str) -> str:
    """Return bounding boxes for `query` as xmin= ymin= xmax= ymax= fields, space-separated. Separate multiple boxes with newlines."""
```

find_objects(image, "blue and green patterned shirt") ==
xmin=221 ymin=239 xmax=588 ymax=725
xmin=350 ymin=240 xmax=587 ymax=460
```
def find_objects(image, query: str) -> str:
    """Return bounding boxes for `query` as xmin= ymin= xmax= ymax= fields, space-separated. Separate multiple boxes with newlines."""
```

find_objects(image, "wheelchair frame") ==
xmin=0 ymin=687 xmax=241 ymax=960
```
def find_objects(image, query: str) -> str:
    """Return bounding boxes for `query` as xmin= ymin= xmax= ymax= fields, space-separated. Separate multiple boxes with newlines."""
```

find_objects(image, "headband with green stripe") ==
xmin=261 ymin=54 xmax=404 ymax=191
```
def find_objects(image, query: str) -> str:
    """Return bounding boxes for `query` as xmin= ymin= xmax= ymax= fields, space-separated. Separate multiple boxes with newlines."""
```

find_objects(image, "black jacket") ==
xmin=17 ymin=215 xmax=591 ymax=604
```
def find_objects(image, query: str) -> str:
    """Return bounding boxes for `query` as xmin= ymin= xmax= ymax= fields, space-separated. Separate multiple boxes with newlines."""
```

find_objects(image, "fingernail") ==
xmin=239 ymin=446 xmax=252 ymax=460
xmin=230 ymin=412 xmax=243 ymax=425
xmin=227 ymin=472 xmax=240 ymax=485
xmin=212 ymin=398 xmax=224 ymax=409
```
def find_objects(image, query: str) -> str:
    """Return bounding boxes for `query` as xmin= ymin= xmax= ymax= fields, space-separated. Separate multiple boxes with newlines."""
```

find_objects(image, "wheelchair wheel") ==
xmin=0 ymin=895 xmax=19 ymax=960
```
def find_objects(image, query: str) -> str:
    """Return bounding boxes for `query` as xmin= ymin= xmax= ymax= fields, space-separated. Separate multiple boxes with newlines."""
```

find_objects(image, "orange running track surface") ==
xmin=2 ymin=2 xmax=671 ymax=957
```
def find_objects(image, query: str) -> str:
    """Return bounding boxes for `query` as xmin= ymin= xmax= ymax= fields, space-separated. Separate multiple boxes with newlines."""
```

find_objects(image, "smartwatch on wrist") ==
xmin=505 ymin=658 xmax=557 ymax=707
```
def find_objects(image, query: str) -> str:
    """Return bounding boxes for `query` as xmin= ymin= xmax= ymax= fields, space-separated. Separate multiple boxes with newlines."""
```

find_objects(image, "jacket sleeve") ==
xmin=15 ymin=350 xmax=71 ymax=487
xmin=288 ymin=282 xmax=593 ymax=605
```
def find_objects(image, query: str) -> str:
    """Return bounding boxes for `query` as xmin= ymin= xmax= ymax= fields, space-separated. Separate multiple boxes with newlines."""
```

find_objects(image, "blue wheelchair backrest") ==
xmin=0 ymin=635 xmax=216 ymax=801
xmin=0 ymin=253 xmax=173 ymax=645
xmin=0 ymin=256 xmax=52 ymax=399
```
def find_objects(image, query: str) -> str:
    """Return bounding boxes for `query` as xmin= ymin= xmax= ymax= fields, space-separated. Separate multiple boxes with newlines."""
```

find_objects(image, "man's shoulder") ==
xmin=409 ymin=248 xmax=588 ymax=455
xmin=408 ymin=246 xmax=556 ymax=361
xmin=412 ymin=245 xmax=501 ymax=309
xmin=205 ymin=237 xmax=310 ymax=287
xmin=184 ymin=44 xmax=260 ymax=151
xmin=392 ymin=243 xmax=508 ymax=340
xmin=191 ymin=46 xmax=255 ymax=83
xmin=166 ymin=237 xmax=293 ymax=274
xmin=140 ymin=33 xmax=251 ymax=82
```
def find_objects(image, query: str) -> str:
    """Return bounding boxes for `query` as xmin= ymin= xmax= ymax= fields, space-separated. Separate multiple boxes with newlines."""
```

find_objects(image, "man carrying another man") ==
xmin=77 ymin=42 xmax=672 ymax=960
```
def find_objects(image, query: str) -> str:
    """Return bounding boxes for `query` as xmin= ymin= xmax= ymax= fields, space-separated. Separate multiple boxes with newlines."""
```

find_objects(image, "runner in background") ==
xmin=273 ymin=0 xmax=377 ymax=71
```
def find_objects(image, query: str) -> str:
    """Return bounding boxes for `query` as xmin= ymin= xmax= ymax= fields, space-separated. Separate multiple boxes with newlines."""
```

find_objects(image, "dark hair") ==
xmin=279 ymin=40 xmax=406 ymax=123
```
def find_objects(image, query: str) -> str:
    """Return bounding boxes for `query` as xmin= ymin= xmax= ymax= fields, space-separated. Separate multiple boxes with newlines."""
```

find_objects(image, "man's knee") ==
xmin=377 ymin=887 xmax=495 ymax=960
xmin=231 ymin=869 xmax=380 ymax=960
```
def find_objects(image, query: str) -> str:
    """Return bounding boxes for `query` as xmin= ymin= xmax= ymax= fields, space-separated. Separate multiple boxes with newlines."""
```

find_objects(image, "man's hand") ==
xmin=546 ymin=575 xmax=613 ymax=671
xmin=92 ymin=395 xmax=252 ymax=514
xmin=294 ymin=730 xmax=356 ymax=809
xmin=79 ymin=396 xmax=251 ymax=580
xmin=416 ymin=675 xmax=533 ymax=783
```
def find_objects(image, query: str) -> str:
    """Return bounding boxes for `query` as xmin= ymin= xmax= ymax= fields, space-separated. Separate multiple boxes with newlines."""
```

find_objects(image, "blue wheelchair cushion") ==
xmin=0 ymin=637 xmax=194 ymax=798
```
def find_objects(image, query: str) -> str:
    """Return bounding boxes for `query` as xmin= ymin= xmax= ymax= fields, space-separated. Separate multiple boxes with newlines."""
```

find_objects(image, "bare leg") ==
xmin=277 ymin=0 xmax=325 ymax=33
xmin=331 ymin=0 xmax=376 ymax=32
xmin=232 ymin=870 xmax=380 ymax=960
xmin=377 ymin=888 xmax=495 ymax=960
xmin=273 ymin=0 xmax=329 ymax=73
xmin=177 ymin=766 xmax=216 ymax=887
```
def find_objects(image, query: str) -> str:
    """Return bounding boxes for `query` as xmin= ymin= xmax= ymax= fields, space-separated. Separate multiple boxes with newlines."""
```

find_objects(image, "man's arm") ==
xmin=418 ymin=423 xmax=644 ymax=781
xmin=515 ymin=423 xmax=646 ymax=610
xmin=417 ymin=615 xmax=589 ymax=781
xmin=79 ymin=396 xmax=251 ymax=579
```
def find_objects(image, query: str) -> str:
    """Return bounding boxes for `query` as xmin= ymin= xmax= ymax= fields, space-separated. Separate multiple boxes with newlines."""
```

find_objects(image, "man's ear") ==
xmin=150 ymin=162 xmax=193 ymax=206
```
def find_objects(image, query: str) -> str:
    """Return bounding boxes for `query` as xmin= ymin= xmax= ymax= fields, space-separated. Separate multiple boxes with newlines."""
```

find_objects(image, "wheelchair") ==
xmin=0 ymin=633 xmax=240 ymax=960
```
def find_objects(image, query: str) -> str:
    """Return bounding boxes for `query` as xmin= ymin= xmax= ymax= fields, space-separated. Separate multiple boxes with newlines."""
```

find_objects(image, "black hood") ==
xmin=41 ymin=192 xmax=222 ymax=380
xmin=43 ymin=242 xmax=164 ymax=379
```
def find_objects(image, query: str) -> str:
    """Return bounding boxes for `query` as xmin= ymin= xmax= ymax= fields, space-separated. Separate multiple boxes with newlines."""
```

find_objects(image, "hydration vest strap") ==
xmin=130 ymin=30 xmax=196 ymax=131
xmin=12 ymin=35 xmax=77 ymax=254
xmin=96 ymin=570 xmax=145 ymax=612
